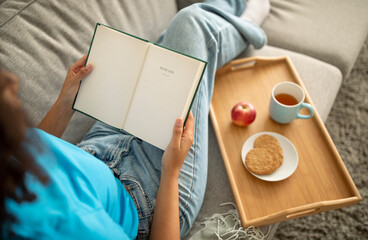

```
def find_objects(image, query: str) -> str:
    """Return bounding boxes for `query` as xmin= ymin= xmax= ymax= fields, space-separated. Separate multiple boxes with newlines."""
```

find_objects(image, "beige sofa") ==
xmin=1 ymin=0 xmax=367 ymax=239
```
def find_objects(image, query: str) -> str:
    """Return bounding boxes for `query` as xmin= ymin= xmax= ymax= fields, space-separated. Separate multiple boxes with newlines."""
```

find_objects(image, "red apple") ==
xmin=231 ymin=102 xmax=256 ymax=126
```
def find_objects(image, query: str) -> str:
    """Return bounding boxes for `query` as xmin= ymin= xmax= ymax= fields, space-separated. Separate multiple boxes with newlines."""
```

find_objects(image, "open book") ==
xmin=73 ymin=23 xmax=207 ymax=150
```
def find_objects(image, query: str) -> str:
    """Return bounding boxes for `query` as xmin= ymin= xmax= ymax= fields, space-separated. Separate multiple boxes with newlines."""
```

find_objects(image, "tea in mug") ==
xmin=275 ymin=93 xmax=299 ymax=106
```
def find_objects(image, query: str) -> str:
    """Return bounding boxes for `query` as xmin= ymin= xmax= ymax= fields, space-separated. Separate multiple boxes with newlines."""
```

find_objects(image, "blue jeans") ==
xmin=78 ymin=0 xmax=266 ymax=239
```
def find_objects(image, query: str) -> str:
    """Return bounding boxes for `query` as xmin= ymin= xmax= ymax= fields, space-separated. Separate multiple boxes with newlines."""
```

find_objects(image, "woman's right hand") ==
xmin=161 ymin=112 xmax=194 ymax=180
xmin=151 ymin=112 xmax=194 ymax=240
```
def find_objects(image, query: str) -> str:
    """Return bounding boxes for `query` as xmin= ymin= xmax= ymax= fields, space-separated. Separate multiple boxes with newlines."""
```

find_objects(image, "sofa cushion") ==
xmin=0 ymin=0 xmax=177 ymax=144
xmin=262 ymin=0 xmax=368 ymax=78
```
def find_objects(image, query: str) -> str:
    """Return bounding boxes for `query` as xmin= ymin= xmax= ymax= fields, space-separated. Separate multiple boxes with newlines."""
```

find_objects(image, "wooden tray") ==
xmin=210 ymin=57 xmax=361 ymax=227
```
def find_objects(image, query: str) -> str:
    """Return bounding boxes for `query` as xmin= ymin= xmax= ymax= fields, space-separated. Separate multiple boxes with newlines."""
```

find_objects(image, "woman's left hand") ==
xmin=56 ymin=54 xmax=93 ymax=110
xmin=38 ymin=55 xmax=93 ymax=137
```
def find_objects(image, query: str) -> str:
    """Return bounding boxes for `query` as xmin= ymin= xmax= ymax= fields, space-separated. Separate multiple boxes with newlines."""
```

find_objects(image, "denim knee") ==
xmin=161 ymin=4 xmax=217 ymax=60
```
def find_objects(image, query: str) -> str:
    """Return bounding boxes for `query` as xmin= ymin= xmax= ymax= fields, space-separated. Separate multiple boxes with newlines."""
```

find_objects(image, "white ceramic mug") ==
xmin=269 ymin=82 xmax=314 ymax=124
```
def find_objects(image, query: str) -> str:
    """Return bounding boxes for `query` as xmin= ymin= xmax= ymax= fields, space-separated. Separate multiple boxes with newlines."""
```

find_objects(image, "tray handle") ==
xmin=243 ymin=203 xmax=325 ymax=227
xmin=280 ymin=203 xmax=326 ymax=222
xmin=229 ymin=56 xmax=285 ymax=71
xmin=216 ymin=57 xmax=286 ymax=75
xmin=253 ymin=203 xmax=324 ymax=225
xmin=250 ymin=198 xmax=361 ymax=226
xmin=286 ymin=207 xmax=319 ymax=219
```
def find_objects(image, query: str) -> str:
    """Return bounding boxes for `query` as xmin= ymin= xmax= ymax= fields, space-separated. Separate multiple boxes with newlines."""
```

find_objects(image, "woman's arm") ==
xmin=38 ymin=55 xmax=93 ymax=137
xmin=150 ymin=112 xmax=194 ymax=240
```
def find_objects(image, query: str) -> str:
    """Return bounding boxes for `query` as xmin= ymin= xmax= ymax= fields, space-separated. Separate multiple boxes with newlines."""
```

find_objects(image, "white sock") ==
xmin=241 ymin=0 xmax=270 ymax=25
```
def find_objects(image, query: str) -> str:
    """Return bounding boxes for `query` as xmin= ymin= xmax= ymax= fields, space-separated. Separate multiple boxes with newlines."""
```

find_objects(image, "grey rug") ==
xmin=273 ymin=38 xmax=368 ymax=239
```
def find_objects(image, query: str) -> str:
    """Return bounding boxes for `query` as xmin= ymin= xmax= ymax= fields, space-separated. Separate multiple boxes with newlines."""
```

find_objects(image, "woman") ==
xmin=1 ymin=0 xmax=269 ymax=239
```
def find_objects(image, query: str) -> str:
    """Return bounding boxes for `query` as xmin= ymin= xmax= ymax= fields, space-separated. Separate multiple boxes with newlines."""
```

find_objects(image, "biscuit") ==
xmin=253 ymin=134 xmax=280 ymax=148
xmin=245 ymin=148 xmax=277 ymax=175
xmin=264 ymin=143 xmax=283 ymax=169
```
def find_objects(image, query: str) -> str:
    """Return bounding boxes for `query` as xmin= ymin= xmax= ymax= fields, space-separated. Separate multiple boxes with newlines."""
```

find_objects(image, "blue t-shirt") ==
xmin=4 ymin=129 xmax=139 ymax=239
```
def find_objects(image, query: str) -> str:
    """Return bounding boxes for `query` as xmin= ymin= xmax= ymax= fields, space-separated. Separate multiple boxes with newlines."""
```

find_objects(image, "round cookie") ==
xmin=264 ymin=143 xmax=283 ymax=169
xmin=253 ymin=134 xmax=280 ymax=148
xmin=245 ymin=148 xmax=277 ymax=175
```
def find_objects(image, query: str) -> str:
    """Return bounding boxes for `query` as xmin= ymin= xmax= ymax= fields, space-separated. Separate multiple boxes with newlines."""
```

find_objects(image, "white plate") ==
xmin=241 ymin=131 xmax=298 ymax=182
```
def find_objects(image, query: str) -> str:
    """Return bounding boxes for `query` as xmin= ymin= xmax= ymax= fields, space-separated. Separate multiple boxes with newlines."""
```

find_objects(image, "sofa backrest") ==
xmin=0 ymin=0 xmax=177 ymax=143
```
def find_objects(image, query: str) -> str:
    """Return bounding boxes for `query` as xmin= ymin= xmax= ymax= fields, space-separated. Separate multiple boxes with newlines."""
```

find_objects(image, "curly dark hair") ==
xmin=0 ymin=67 xmax=48 ymax=234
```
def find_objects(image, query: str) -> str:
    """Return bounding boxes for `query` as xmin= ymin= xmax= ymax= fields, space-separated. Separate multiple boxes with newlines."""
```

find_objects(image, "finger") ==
xmin=70 ymin=54 xmax=88 ymax=74
xmin=183 ymin=112 xmax=194 ymax=136
xmin=182 ymin=112 xmax=194 ymax=147
xmin=171 ymin=118 xmax=183 ymax=148
xmin=73 ymin=64 xmax=93 ymax=82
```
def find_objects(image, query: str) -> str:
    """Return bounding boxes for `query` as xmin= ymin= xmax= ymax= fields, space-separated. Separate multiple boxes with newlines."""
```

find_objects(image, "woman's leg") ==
xmin=156 ymin=1 xmax=266 ymax=237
